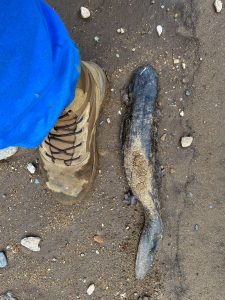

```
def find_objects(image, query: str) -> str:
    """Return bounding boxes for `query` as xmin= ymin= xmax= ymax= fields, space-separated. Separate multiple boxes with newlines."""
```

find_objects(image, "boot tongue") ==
xmin=66 ymin=88 xmax=87 ymax=115
xmin=65 ymin=65 xmax=91 ymax=116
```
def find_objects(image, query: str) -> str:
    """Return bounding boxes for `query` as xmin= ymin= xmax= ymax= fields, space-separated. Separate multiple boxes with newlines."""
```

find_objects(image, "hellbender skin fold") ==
xmin=122 ymin=65 xmax=163 ymax=280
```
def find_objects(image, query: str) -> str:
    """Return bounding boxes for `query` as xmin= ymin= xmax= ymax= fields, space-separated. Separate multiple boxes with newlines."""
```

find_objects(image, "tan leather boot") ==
xmin=39 ymin=61 xmax=107 ymax=204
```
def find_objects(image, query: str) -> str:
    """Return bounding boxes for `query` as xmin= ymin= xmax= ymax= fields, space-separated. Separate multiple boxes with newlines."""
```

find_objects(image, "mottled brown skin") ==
xmin=123 ymin=66 xmax=163 ymax=280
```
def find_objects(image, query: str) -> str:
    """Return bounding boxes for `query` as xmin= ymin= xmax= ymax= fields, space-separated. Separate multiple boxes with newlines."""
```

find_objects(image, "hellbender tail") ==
xmin=135 ymin=212 xmax=162 ymax=279
xmin=123 ymin=65 xmax=163 ymax=280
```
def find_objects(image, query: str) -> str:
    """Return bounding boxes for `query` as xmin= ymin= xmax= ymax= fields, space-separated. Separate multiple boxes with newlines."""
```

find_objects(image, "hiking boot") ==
xmin=39 ymin=61 xmax=107 ymax=204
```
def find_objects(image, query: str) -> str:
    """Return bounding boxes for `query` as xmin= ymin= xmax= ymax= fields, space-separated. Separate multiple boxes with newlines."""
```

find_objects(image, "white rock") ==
xmin=181 ymin=136 xmax=193 ymax=148
xmin=107 ymin=118 xmax=111 ymax=124
xmin=117 ymin=28 xmax=125 ymax=34
xmin=214 ymin=0 xmax=223 ymax=12
xmin=27 ymin=163 xmax=36 ymax=174
xmin=80 ymin=6 xmax=91 ymax=19
xmin=173 ymin=58 xmax=180 ymax=64
xmin=87 ymin=284 xmax=95 ymax=296
xmin=180 ymin=111 xmax=184 ymax=117
xmin=0 ymin=147 xmax=18 ymax=161
xmin=156 ymin=25 xmax=163 ymax=36
xmin=181 ymin=62 xmax=186 ymax=70
xmin=94 ymin=36 xmax=100 ymax=42
xmin=21 ymin=236 xmax=41 ymax=252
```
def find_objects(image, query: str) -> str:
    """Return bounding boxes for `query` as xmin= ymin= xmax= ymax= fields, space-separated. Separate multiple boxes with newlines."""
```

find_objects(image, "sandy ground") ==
xmin=1 ymin=0 xmax=225 ymax=299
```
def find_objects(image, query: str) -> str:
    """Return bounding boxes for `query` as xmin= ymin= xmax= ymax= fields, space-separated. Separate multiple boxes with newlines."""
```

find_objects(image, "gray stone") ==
xmin=27 ymin=163 xmax=36 ymax=174
xmin=0 ymin=252 xmax=7 ymax=268
xmin=185 ymin=89 xmax=191 ymax=96
xmin=21 ymin=236 xmax=41 ymax=252
xmin=194 ymin=224 xmax=200 ymax=231
xmin=0 ymin=292 xmax=17 ymax=300
xmin=34 ymin=179 xmax=40 ymax=185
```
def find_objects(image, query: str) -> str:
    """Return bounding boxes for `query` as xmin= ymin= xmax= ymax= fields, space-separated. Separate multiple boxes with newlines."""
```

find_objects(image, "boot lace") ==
xmin=44 ymin=111 xmax=83 ymax=166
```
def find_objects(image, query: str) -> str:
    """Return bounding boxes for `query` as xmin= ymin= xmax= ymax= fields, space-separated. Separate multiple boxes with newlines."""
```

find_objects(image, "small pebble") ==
xmin=160 ymin=133 xmax=167 ymax=141
xmin=27 ymin=163 xmax=36 ymax=174
xmin=0 ymin=252 xmax=7 ymax=268
xmin=21 ymin=236 xmax=41 ymax=252
xmin=118 ymin=110 xmax=122 ymax=115
xmin=93 ymin=235 xmax=104 ymax=244
xmin=156 ymin=25 xmax=163 ymax=36
xmin=107 ymin=118 xmax=111 ymax=124
xmin=132 ymin=48 xmax=136 ymax=52
xmin=194 ymin=224 xmax=200 ymax=231
xmin=180 ymin=111 xmax=184 ymax=117
xmin=214 ymin=0 xmax=223 ymax=12
xmin=182 ymin=77 xmax=189 ymax=84
xmin=80 ymin=6 xmax=91 ymax=19
xmin=0 ymin=292 xmax=18 ymax=300
xmin=96 ymin=250 xmax=100 ymax=254
xmin=181 ymin=62 xmax=186 ymax=69
xmin=94 ymin=36 xmax=100 ymax=42
xmin=170 ymin=168 xmax=175 ymax=174
xmin=34 ymin=179 xmax=40 ymax=185
xmin=130 ymin=196 xmax=138 ymax=205
xmin=117 ymin=28 xmax=125 ymax=34
xmin=123 ymin=193 xmax=138 ymax=205
xmin=185 ymin=90 xmax=191 ymax=96
xmin=116 ymin=53 xmax=120 ymax=58
xmin=120 ymin=293 xmax=127 ymax=299
xmin=181 ymin=136 xmax=193 ymax=148
xmin=87 ymin=284 xmax=95 ymax=296
xmin=173 ymin=58 xmax=180 ymax=64
xmin=80 ymin=253 xmax=85 ymax=257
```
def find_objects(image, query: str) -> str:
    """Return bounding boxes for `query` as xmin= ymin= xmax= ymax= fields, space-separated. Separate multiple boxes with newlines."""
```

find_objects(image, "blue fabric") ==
xmin=0 ymin=0 xmax=80 ymax=148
